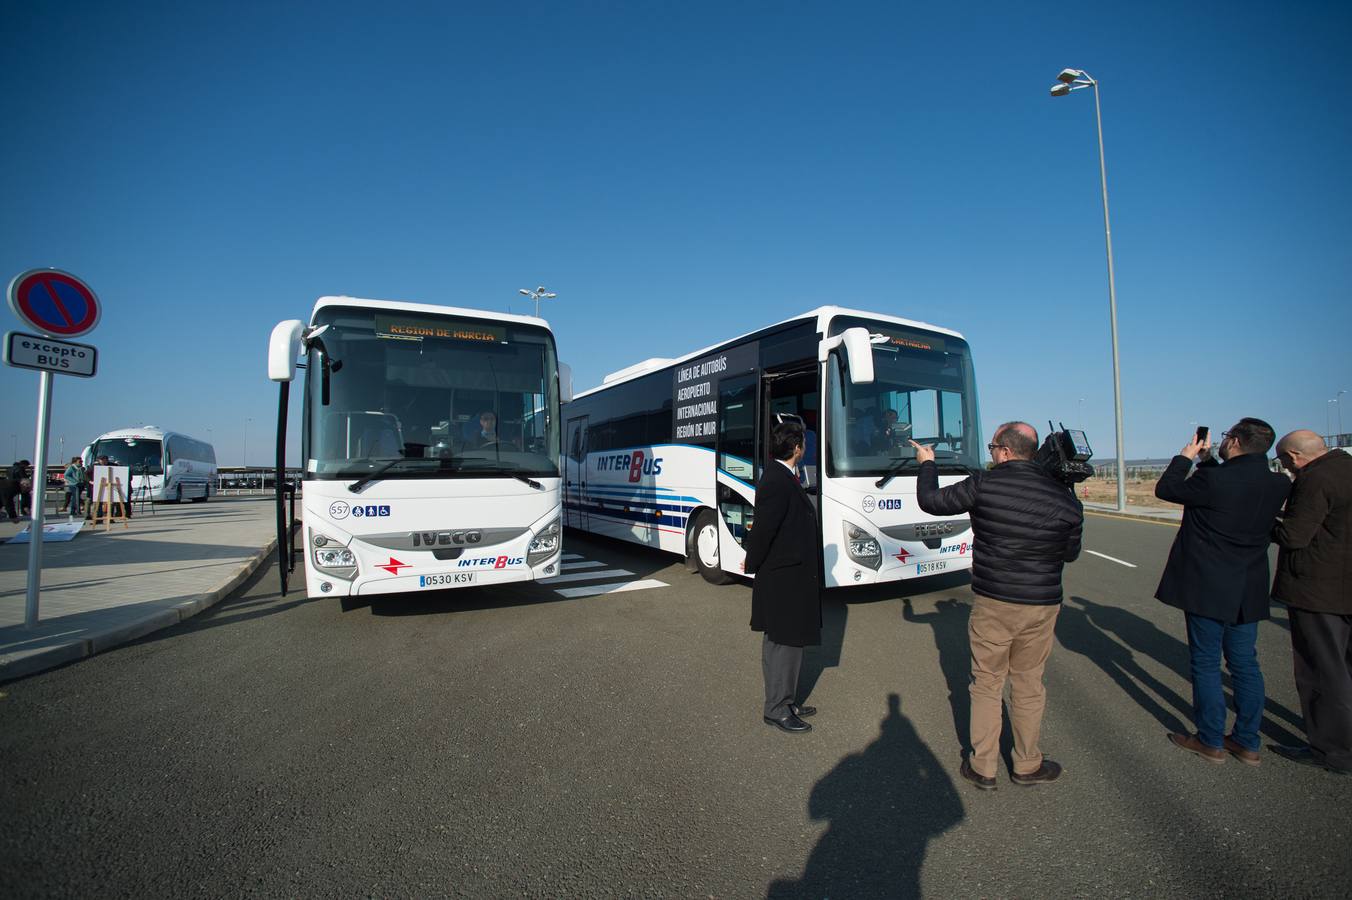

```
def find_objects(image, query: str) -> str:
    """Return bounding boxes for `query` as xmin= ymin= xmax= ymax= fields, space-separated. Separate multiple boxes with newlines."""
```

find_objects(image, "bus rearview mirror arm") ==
xmin=817 ymin=327 xmax=875 ymax=385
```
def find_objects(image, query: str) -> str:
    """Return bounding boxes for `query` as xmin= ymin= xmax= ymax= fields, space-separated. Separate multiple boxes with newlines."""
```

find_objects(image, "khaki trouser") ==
xmin=968 ymin=595 xmax=1061 ymax=778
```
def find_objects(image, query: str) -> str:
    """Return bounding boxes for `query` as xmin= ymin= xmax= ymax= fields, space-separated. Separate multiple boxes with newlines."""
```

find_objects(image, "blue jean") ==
xmin=66 ymin=486 xmax=82 ymax=517
xmin=1185 ymin=612 xmax=1264 ymax=751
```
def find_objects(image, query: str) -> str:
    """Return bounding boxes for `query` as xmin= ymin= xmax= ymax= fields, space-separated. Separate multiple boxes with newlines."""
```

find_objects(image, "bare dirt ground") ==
xmin=1076 ymin=477 xmax=1171 ymax=508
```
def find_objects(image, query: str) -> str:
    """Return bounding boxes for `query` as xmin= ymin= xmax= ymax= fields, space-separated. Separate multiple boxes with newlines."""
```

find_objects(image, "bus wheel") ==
xmin=690 ymin=510 xmax=732 ymax=585
xmin=174 ymin=484 xmax=183 ymax=503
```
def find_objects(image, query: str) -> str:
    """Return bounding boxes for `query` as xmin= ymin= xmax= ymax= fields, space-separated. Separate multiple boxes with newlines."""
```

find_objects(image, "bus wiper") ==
xmin=348 ymin=458 xmax=447 ymax=494
xmin=511 ymin=473 xmax=544 ymax=491
xmin=874 ymin=457 xmax=919 ymax=489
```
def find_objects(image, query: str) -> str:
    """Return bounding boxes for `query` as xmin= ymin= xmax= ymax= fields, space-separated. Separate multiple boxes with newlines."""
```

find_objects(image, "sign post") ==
xmin=6 ymin=268 xmax=102 ymax=628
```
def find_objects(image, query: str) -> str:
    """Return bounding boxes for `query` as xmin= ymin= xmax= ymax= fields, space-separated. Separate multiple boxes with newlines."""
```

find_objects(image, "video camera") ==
xmin=1036 ymin=421 xmax=1094 ymax=488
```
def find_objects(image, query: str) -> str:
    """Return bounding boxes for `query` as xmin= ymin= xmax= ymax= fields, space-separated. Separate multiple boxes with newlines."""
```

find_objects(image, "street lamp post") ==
xmin=1338 ymin=390 xmax=1346 ymax=440
xmin=1329 ymin=400 xmax=1337 ymax=444
xmin=517 ymin=285 xmax=557 ymax=319
xmin=1051 ymin=67 xmax=1127 ymax=511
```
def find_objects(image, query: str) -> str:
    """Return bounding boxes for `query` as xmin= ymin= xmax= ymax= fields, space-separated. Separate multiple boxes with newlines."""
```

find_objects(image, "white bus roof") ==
xmin=92 ymin=426 xmax=171 ymax=440
xmin=312 ymin=296 xmax=554 ymax=332
xmin=577 ymin=305 xmax=967 ymax=397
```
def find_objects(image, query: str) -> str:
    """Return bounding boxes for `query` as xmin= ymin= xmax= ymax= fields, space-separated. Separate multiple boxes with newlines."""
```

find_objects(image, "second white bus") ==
xmin=562 ymin=306 xmax=982 ymax=588
xmin=85 ymin=426 xmax=218 ymax=502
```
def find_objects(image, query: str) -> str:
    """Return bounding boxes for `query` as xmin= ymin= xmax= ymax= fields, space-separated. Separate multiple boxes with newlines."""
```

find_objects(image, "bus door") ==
xmin=716 ymin=373 xmax=760 ymax=575
xmin=564 ymin=416 xmax=589 ymax=530
xmin=764 ymin=365 xmax=821 ymax=511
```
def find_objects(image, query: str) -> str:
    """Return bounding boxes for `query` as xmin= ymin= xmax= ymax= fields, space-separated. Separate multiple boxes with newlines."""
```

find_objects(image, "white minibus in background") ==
xmin=85 ymin=426 xmax=217 ymax=502
xmin=562 ymin=306 xmax=981 ymax=588
xmin=268 ymin=297 xmax=569 ymax=599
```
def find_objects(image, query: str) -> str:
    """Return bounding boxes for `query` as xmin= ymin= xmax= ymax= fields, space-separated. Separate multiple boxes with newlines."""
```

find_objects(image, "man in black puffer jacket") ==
xmin=913 ymin=421 xmax=1083 ymax=791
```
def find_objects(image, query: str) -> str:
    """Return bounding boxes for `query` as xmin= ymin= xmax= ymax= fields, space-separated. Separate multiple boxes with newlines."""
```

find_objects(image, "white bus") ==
xmin=562 ymin=306 xmax=981 ymax=587
xmin=267 ymin=297 xmax=568 ymax=598
xmin=85 ymin=426 xmax=217 ymax=502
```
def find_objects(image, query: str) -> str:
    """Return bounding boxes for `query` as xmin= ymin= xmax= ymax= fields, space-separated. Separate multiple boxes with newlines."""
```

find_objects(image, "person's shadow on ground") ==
xmin=799 ymin=598 xmax=847 ymax=701
xmin=1064 ymin=596 xmax=1304 ymax=745
xmin=768 ymin=693 xmax=964 ymax=900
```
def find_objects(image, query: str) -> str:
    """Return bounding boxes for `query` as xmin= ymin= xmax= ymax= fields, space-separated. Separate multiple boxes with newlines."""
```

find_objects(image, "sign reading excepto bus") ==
xmin=672 ymin=343 xmax=757 ymax=441
xmin=4 ymin=331 xmax=98 ymax=377
xmin=374 ymin=314 xmax=505 ymax=343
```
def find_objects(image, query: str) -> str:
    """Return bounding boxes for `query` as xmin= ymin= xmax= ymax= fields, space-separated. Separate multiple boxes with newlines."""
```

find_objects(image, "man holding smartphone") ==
xmin=1154 ymin=418 xmax=1291 ymax=765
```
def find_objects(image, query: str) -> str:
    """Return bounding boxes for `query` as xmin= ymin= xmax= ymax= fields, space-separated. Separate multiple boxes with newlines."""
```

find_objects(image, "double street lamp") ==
xmin=518 ymin=285 xmax=557 ymax=319
xmin=1051 ymin=67 xmax=1127 ymax=511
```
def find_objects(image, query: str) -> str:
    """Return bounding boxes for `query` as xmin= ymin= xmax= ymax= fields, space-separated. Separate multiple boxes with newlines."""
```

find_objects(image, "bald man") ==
xmin=915 ymin=421 xmax=1084 ymax=790
xmin=1270 ymin=430 xmax=1352 ymax=775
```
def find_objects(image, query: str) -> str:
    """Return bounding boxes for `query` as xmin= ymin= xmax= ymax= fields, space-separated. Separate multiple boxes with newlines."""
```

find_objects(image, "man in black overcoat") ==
xmin=1270 ymin=430 xmax=1352 ymax=775
xmin=1154 ymin=417 xmax=1290 ymax=765
xmin=745 ymin=420 xmax=822 ymax=734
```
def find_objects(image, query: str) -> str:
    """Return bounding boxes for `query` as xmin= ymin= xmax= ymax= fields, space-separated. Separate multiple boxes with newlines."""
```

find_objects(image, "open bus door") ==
xmin=715 ymin=373 xmax=760 ymax=581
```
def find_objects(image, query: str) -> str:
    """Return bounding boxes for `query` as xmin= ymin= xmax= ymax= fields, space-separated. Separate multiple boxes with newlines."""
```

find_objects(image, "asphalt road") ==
xmin=2 ymin=513 xmax=1349 ymax=898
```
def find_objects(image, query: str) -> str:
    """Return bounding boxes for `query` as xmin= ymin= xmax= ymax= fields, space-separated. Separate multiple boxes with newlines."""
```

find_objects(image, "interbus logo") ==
xmin=458 ymin=555 xmax=525 ymax=569
xmin=411 ymin=530 xmax=482 ymax=547
xmin=596 ymin=449 xmax=663 ymax=482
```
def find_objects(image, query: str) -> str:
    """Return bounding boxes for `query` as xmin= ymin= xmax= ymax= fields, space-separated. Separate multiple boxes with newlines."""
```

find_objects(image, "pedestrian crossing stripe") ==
xmin=545 ymin=554 xmax=669 ymax=598
xmin=554 ymin=579 xmax=670 ymax=599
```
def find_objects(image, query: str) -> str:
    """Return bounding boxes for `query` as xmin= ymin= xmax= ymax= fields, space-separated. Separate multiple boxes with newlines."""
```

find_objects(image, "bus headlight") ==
xmin=528 ymin=518 xmax=561 ymax=566
xmin=843 ymin=521 xmax=882 ymax=570
xmin=314 ymin=547 xmax=357 ymax=568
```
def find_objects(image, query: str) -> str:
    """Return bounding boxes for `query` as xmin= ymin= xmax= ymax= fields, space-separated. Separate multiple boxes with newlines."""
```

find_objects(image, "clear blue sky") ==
xmin=3 ymin=0 xmax=1349 ymax=466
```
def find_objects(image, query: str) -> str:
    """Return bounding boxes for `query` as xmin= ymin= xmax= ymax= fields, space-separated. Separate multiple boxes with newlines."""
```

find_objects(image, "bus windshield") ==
xmin=826 ymin=318 xmax=981 ymax=476
xmin=304 ymin=307 xmax=560 ymax=480
xmin=92 ymin=438 xmax=164 ymax=475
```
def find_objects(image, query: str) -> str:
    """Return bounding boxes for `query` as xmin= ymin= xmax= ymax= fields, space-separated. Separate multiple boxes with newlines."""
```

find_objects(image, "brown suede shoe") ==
xmin=1010 ymin=759 xmax=1063 ymax=786
xmin=1223 ymin=736 xmax=1261 ymax=767
xmin=1168 ymin=732 xmax=1226 ymax=764
xmin=959 ymin=758 xmax=997 ymax=791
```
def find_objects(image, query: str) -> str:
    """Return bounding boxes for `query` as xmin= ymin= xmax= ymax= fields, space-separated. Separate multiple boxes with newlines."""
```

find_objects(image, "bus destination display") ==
xmin=374 ymin=315 xmax=506 ymax=343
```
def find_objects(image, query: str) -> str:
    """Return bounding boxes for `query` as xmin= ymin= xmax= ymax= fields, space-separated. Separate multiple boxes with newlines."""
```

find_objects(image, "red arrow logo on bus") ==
xmin=894 ymin=548 xmax=912 ymax=564
xmin=379 ymin=557 xmax=409 ymax=575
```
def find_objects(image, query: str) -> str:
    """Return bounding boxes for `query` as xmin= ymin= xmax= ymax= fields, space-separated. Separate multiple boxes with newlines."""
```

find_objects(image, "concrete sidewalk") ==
xmin=0 ymin=496 xmax=292 ymax=681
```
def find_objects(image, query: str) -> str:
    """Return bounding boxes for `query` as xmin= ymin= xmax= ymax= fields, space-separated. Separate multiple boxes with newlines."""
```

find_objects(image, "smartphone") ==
xmin=1195 ymin=425 xmax=1209 ymax=443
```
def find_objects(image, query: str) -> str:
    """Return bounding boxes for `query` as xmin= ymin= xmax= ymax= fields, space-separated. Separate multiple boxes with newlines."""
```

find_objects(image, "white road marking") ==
xmin=563 ymin=560 xmax=607 ymax=570
xmin=553 ymin=579 xmax=670 ymax=599
xmin=562 ymin=553 xmax=584 ymax=561
xmin=541 ymin=568 xmax=635 ymax=584
xmin=1085 ymin=549 xmax=1137 ymax=568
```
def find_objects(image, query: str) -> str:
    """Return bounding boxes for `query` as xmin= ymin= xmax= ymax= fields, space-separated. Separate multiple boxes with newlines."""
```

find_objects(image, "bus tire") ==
xmin=174 ymin=484 xmax=183 ymax=503
xmin=690 ymin=510 xmax=732 ymax=585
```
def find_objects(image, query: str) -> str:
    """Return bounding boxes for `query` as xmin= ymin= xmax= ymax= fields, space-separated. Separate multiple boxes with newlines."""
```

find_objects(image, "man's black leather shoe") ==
xmin=790 ymin=704 xmax=817 ymax=718
xmin=959 ymin=758 xmax=997 ymax=791
xmin=1270 ymin=744 xmax=1350 ymax=775
xmin=764 ymin=713 xmax=812 ymax=733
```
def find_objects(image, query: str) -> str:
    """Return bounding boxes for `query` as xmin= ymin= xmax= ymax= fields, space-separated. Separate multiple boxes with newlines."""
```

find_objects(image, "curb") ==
xmin=1084 ymin=507 xmax=1181 ymax=526
xmin=0 ymin=532 xmax=287 ymax=683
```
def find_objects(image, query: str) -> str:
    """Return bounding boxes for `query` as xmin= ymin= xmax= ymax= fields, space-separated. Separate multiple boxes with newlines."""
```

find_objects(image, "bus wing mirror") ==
xmin=559 ymin=362 xmax=574 ymax=404
xmin=817 ymin=327 xmax=875 ymax=385
xmin=268 ymin=320 xmax=306 ymax=382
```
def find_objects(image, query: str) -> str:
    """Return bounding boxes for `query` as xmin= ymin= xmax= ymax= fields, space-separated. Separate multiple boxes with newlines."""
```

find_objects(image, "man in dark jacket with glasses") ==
xmin=914 ymin=422 xmax=1083 ymax=791
xmin=1155 ymin=417 xmax=1290 ymax=766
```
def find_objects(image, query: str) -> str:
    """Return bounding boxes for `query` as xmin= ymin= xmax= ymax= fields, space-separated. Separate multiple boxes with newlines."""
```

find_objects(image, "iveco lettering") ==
xmin=267 ymin=297 xmax=570 ymax=597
